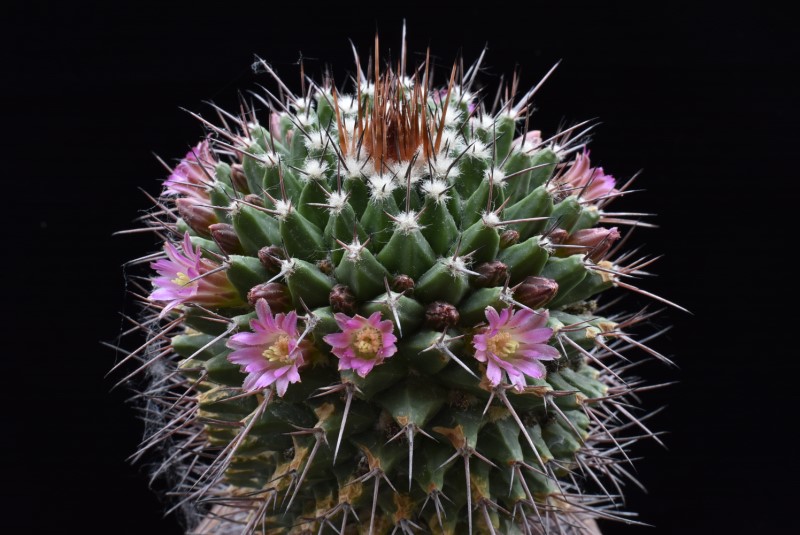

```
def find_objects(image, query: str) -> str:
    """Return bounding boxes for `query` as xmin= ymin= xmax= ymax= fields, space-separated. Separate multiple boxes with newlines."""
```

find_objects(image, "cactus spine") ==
xmin=117 ymin=33 xmax=679 ymax=535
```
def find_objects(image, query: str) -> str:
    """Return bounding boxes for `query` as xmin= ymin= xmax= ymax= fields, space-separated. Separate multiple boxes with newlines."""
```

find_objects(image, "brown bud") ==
xmin=176 ymin=197 xmax=217 ymax=237
xmin=230 ymin=163 xmax=250 ymax=194
xmin=499 ymin=229 xmax=520 ymax=249
xmin=208 ymin=223 xmax=243 ymax=255
xmin=514 ymin=276 xmax=559 ymax=309
xmin=565 ymin=227 xmax=621 ymax=262
xmin=316 ymin=257 xmax=334 ymax=275
xmin=243 ymin=193 xmax=265 ymax=208
xmin=473 ymin=261 xmax=508 ymax=288
xmin=547 ymin=228 xmax=569 ymax=245
xmin=258 ymin=245 xmax=285 ymax=274
xmin=391 ymin=274 xmax=415 ymax=293
xmin=425 ymin=301 xmax=460 ymax=330
xmin=247 ymin=282 xmax=292 ymax=311
xmin=329 ymin=284 xmax=357 ymax=315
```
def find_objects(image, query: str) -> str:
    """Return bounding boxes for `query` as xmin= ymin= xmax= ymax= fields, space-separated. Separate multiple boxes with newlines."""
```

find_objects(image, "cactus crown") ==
xmin=117 ymin=32 xmax=678 ymax=535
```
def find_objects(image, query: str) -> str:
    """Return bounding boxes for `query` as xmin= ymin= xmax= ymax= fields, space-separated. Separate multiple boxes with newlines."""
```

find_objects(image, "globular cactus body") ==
xmin=120 ymin=34 xmax=676 ymax=535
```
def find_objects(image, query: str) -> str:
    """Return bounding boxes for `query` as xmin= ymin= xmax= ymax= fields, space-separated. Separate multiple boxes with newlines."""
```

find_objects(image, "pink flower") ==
xmin=163 ymin=140 xmax=216 ymax=199
xmin=323 ymin=312 xmax=398 ymax=377
xmin=226 ymin=299 xmax=310 ymax=395
xmin=149 ymin=232 xmax=241 ymax=316
xmin=472 ymin=307 xmax=560 ymax=391
xmin=559 ymin=150 xmax=617 ymax=202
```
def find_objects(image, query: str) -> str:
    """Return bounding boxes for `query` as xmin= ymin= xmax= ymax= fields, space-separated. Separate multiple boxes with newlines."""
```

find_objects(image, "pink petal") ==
xmin=323 ymin=332 xmax=352 ymax=348
xmin=485 ymin=360 xmax=503 ymax=386
xmin=485 ymin=306 xmax=501 ymax=327
xmin=515 ymin=327 xmax=553 ymax=345
xmin=512 ymin=359 xmax=546 ymax=379
xmin=228 ymin=332 xmax=268 ymax=347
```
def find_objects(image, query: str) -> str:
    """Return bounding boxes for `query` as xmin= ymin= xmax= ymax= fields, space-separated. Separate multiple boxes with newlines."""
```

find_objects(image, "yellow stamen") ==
xmin=486 ymin=331 xmax=519 ymax=359
xmin=352 ymin=326 xmax=382 ymax=360
xmin=171 ymin=272 xmax=192 ymax=287
xmin=262 ymin=335 xmax=293 ymax=364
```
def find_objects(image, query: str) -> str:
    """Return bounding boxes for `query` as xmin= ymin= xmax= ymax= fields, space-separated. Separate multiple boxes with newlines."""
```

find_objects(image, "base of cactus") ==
xmin=191 ymin=505 xmax=603 ymax=535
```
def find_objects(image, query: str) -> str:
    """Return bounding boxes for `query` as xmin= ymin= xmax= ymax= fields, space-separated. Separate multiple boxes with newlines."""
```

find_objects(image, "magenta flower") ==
xmin=559 ymin=150 xmax=617 ymax=202
xmin=472 ymin=307 xmax=560 ymax=391
xmin=323 ymin=312 xmax=398 ymax=377
xmin=226 ymin=299 xmax=311 ymax=395
xmin=163 ymin=140 xmax=216 ymax=199
xmin=149 ymin=232 xmax=241 ymax=316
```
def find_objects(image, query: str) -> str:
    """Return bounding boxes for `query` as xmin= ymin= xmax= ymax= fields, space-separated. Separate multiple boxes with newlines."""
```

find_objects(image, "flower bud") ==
xmin=317 ymin=257 xmax=334 ymax=275
xmin=247 ymin=282 xmax=292 ymax=311
xmin=499 ymin=229 xmax=520 ymax=249
xmin=565 ymin=227 xmax=620 ymax=262
xmin=258 ymin=245 xmax=285 ymax=274
xmin=391 ymin=274 xmax=415 ymax=293
xmin=473 ymin=260 xmax=508 ymax=288
xmin=176 ymin=197 xmax=218 ymax=237
xmin=513 ymin=276 xmax=559 ymax=309
xmin=243 ymin=193 xmax=265 ymax=208
xmin=547 ymin=228 xmax=569 ymax=245
xmin=425 ymin=301 xmax=460 ymax=331
xmin=208 ymin=223 xmax=243 ymax=255
xmin=230 ymin=163 xmax=249 ymax=194
xmin=329 ymin=284 xmax=357 ymax=315
xmin=512 ymin=129 xmax=542 ymax=150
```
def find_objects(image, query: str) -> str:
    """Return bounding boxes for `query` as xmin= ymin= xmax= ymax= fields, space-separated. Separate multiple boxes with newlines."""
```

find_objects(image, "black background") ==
xmin=4 ymin=1 xmax=796 ymax=533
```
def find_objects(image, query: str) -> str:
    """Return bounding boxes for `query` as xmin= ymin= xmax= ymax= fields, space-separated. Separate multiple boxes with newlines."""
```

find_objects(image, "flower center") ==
xmin=171 ymin=272 xmax=193 ymax=287
xmin=486 ymin=331 xmax=519 ymax=359
xmin=262 ymin=335 xmax=293 ymax=364
xmin=352 ymin=326 xmax=382 ymax=360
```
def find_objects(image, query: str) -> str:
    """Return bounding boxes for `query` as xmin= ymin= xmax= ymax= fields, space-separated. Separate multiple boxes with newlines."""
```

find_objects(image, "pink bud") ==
xmin=247 ymin=282 xmax=292 ymax=312
xmin=499 ymin=229 xmax=520 ymax=249
xmin=514 ymin=276 xmax=559 ymax=309
xmin=230 ymin=164 xmax=250 ymax=194
xmin=209 ymin=223 xmax=243 ymax=255
xmin=176 ymin=198 xmax=218 ymax=237
xmin=512 ymin=129 xmax=542 ymax=150
xmin=565 ymin=227 xmax=620 ymax=262
xmin=474 ymin=261 xmax=508 ymax=288
xmin=329 ymin=284 xmax=357 ymax=315
xmin=391 ymin=274 xmax=415 ymax=293
xmin=425 ymin=301 xmax=460 ymax=330
xmin=258 ymin=246 xmax=285 ymax=275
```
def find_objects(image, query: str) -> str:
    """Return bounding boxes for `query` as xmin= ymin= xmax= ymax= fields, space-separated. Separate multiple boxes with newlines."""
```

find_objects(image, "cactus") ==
xmin=116 ymin=32 xmax=682 ymax=535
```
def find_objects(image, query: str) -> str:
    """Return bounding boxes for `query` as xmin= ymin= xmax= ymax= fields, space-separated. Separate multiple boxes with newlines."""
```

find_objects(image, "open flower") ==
xmin=472 ymin=306 xmax=559 ymax=391
xmin=149 ymin=232 xmax=241 ymax=316
xmin=226 ymin=299 xmax=310 ymax=395
xmin=323 ymin=312 xmax=398 ymax=377
xmin=163 ymin=140 xmax=216 ymax=199
xmin=558 ymin=150 xmax=617 ymax=202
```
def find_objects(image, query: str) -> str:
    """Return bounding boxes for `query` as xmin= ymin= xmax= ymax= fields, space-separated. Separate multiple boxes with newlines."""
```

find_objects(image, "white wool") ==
xmin=429 ymin=156 xmax=460 ymax=180
xmin=393 ymin=211 xmax=421 ymax=234
xmin=326 ymin=191 xmax=348 ymax=214
xmin=337 ymin=95 xmax=359 ymax=116
xmin=291 ymin=96 xmax=313 ymax=112
xmin=470 ymin=114 xmax=497 ymax=132
xmin=455 ymin=137 xmax=491 ymax=161
xmin=302 ymin=160 xmax=329 ymax=181
xmin=367 ymin=174 xmax=397 ymax=201
xmin=484 ymin=167 xmax=507 ymax=188
xmin=481 ymin=211 xmax=503 ymax=228
xmin=342 ymin=155 xmax=367 ymax=180
xmin=273 ymin=199 xmax=292 ymax=220
xmin=420 ymin=179 xmax=450 ymax=204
